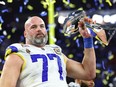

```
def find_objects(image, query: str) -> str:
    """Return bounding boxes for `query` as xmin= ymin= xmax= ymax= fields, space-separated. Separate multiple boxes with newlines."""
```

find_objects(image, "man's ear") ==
xmin=24 ymin=30 xmax=26 ymax=38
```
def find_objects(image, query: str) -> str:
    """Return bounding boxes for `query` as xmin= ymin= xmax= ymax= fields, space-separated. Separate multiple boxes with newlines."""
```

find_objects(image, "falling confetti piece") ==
xmin=7 ymin=0 xmax=13 ymax=3
xmin=27 ymin=5 xmax=33 ymax=10
xmin=0 ymin=1 xmax=5 ymax=5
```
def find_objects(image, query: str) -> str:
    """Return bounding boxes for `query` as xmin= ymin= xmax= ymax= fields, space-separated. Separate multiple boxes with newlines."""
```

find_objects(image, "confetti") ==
xmin=7 ymin=0 xmax=13 ymax=3
xmin=0 ymin=1 xmax=116 ymax=86
xmin=40 ymin=11 xmax=47 ymax=17
xmin=0 ymin=1 xmax=5 ymax=5
xmin=27 ymin=5 xmax=33 ymax=10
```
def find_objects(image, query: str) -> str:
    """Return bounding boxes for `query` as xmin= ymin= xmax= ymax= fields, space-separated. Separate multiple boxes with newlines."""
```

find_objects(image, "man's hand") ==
xmin=78 ymin=17 xmax=95 ymax=38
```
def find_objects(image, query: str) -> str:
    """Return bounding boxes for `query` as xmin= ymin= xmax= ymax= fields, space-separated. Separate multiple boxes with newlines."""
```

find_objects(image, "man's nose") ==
xmin=36 ymin=27 xmax=42 ymax=31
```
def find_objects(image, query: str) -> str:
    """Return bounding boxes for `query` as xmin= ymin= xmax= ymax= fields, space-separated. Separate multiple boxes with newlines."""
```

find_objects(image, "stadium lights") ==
xmin=58 ymin=11 xmax=116 ymax=25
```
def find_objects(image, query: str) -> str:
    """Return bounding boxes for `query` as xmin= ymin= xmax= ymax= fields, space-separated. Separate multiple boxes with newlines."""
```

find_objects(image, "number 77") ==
xmin=31 ymin=53 xmax=64 ymax=82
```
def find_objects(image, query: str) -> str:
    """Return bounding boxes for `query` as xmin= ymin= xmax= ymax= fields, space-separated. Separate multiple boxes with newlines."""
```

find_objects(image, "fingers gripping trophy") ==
xmin=63 ymin=10 xmax=108 ymax=46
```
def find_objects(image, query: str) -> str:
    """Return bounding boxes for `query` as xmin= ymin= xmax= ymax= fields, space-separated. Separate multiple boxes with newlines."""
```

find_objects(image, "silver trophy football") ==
xmin=63 ymin=10 xmax=110 ymax=46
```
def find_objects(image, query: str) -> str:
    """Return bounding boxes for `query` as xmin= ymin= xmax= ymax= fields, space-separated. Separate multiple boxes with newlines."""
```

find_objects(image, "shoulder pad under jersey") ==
xmin=5 ymin=43 xmax=26 ymax=57
xmin=49 ymin=44 xmax=62 ymax=55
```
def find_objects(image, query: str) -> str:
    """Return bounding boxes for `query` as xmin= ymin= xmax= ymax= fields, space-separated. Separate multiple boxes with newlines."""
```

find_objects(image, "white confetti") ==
xmin=0 ymin=1 xmax=5 ymax=5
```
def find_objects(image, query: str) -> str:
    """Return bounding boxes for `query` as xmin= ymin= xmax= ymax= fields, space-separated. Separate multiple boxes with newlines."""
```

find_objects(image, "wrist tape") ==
xmin=83 ymin=37 xmax=93 ymax=48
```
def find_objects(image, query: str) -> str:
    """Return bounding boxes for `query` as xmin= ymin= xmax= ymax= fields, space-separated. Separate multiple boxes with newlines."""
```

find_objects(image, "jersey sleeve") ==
xmin=4 ymin=43 xmax=27 ymax=70
xmin=5 ymin=43 xmax=24 ymax=57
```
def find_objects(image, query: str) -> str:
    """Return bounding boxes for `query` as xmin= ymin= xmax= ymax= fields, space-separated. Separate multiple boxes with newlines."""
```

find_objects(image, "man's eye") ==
xmin=40 ymin=25 xmax=45 ymax=28
xmin=31 ymin=25 xmax=37 ymax=29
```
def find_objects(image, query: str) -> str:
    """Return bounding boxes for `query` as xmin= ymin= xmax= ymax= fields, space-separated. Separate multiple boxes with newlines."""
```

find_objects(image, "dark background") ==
xmin=0 ymin=0 xmax=116 ymax=87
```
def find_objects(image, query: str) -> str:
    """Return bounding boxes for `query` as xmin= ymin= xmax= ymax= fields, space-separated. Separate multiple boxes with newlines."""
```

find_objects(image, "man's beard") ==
xmin=31 ymin=34 xmax=48 ymax=47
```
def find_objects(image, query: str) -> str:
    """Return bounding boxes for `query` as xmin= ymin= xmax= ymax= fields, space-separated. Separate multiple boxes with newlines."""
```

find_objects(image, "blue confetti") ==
xmin=57 ymin=40 xmax=62 ymax=44
xmin=94 ymin=45 xmax=99 ymax=49
xmin=76 ymin=39 xmax=80 ymax=47
xmin=0 ymin=16 xmax=4 ymax=23
xmin=0 ymin=35 xmax=4 ymax=44
xmin=2 ymin=60 xmax=5 ymax=64
xmin=100 ymin=4 xmax=104 ymax=7
xmin=46 ymin=28 xmax=49 ymax=32
xmin=67 ymin=0 xmax=70 ymax=3
xmin=102 ymin=61 xmax=106 ymax=70
xmin=19 ymin=6 xmax=23 ymax=13
xmin=96 ymin=63 xmax=102 ymax=68
xmin=94 ymin=0 xmax=98 ymax=6
xmin=40 ymin=11 xmax=47 ymax=17
xmin=24 ymin=0 xmax=29 ymax=5
xmin=1 ymin=9 xmax=9 ymax=13
xmin=19 ymin=35 xmax=24 ymax=42
xmin=15 ymin=17 xmax=19 ymax=22
xmin=0 ymin=39 xmax=3 ymax=44
xmin=56 ymin=7 xmax=62 ymax=11
xmin=0 ymin=35 xmax=5 ymax=39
